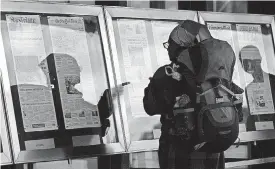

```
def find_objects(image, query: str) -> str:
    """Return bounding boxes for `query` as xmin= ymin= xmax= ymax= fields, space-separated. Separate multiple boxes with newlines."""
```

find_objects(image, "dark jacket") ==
xmin=143 ymin=64 xmax=226 ymax=169
xmin=142 ymin=38 xmax=241 ymax=169
xmin=143 ymin=63 xmax=196 ymax=124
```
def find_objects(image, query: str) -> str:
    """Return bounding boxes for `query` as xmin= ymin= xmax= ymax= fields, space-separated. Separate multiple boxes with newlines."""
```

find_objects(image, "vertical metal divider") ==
xmin=271 ymin=18 xmax=275 ymax=51
xmin=0 ymin=69 xmax=14 ymax=164
xmin=0 ymin=17 xmax=21 ymax=162
xmin=102 ymin=6 xmax=129 ymax=153
xmin=0 ymin=44 xmax=14 ymax=165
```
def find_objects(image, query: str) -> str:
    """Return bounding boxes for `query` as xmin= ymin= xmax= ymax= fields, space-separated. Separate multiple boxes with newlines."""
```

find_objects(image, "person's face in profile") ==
xmin=166 ymin=40 xmax=188 ymax=62
xmin=39 ymin=54 xmax=82 ymax=93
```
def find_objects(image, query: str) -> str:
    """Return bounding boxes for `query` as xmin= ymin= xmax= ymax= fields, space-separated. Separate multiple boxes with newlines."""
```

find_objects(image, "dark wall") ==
xmin=178 ymin=0 xmax=207 ymax=11
xmin=95 ymin=1 xmax=127 ymax=7
xmin=248 ymin=1 xmax=275 ymax=14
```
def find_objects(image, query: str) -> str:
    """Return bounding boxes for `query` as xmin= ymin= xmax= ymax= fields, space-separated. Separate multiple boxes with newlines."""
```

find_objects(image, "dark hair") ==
xmin=39 ymin=53 xmax=80 ymax=75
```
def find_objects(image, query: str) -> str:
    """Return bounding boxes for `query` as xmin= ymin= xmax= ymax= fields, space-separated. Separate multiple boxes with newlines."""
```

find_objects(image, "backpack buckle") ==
xmin=165 ymin=63 xmax=182 ymax=81
xmin=216 ymin=97 xmax=224 ymax=103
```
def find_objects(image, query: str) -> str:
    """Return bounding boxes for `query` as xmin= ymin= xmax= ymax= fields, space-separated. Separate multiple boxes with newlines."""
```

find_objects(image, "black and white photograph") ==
xmin=0 ymin=1 xmax=275 ymax=169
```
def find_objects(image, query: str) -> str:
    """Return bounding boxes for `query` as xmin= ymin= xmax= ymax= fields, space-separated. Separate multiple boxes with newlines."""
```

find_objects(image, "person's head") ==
xmin=239 ymin=45 xmax=262 ymax=74
xmin=165 ymin=20 xmax=211 ymax=62
xmin=39 ymin=53 xmax=81 ymax=85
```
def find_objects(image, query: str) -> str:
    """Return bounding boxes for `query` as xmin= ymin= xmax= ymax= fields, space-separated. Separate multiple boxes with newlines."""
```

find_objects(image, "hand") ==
xmin=101 ymin=119 xmax=110 ymax=136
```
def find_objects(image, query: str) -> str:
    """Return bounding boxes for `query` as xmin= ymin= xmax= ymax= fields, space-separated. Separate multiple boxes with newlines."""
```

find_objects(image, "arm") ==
xmin=97 ymin=85 xmax=126 ymax=136
xmin=97 ymin=89 xmax=112 ymax=136
xmin=143 ymin=65 xmax=176 ymax=116
xmin=143 ymin=79 xmax=166 ymax=116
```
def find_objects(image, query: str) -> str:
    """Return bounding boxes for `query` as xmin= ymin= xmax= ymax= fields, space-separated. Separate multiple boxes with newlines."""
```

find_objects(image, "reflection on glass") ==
xmin=6 ymin=14 xmax=58 ymax=132
xmin=207 ymin=21 xmax=275 ymax=132
xmin=1 ymin=13 xmax=118 ymax=150
xmin=203 ymin=20 xmax=275 ymax=165
xmin=40 ymin=53 xmax=101 ymax=130
xmin=239 ymin=45 xmax=275 ymax=131
xmin=48 ymin=16 xmax=99 ymax=105
xmin=240 ymin=45 xmax=274 ymax=114
xmin=6 ymin=15 xmax=48 ymax=86
xmin=236 ymin=24 xmax=270 ymax=75
xmin=236 ymin=23 xmax=275 ymax=132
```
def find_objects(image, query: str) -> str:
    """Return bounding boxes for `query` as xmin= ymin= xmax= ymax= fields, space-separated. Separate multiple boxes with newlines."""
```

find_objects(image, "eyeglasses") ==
xmin=163 ymin=41 xmax=169 ymax=49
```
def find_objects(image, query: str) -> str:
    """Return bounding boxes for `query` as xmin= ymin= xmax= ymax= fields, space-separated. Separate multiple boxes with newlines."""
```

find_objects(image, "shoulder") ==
xmin=153 ymin=64 xmax=171 ymax=80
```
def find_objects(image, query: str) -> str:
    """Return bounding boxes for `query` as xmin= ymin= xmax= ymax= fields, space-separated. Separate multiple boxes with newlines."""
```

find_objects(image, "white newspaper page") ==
xmin=6 ymin=15 xmax=58 ymax=132
xmin=207 ymin=23 xmax=235 ymax=48
xmin=237 ymin=24 xmax=274 ymax=115
xmin=48 ymin=16 xmax=100 ymax=129
xmin=151 ymin=21 xmax=178 ymax=67
xmin=6 ymin=15 xmax=48 ymax=86
xmin=117 ymin=19 xmax=152 ymax=117
xmin=208 ymin=22 xmax=241 ymax=87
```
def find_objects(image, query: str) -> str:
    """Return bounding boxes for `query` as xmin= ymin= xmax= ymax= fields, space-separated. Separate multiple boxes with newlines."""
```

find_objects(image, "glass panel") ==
xmin=206 ymin=22 xmax=275 ymax=133
xmin=0 ymin=12 xmax=118 ymax=151
xmin=111 ymin=18 xmax=182 ymax=141
xmin=206 ymin=21 xmax=275 ymax=163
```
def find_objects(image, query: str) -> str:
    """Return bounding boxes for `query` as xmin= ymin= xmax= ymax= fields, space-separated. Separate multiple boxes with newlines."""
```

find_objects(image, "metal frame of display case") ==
xmin=198 ymin=11 xmax=275 ymax=168
xmin=0 ymin=1 xmax=126 ymax=164
xmin=0 ymin=71 xmax=13 ymax=165
xmin=104 ymin=6 xmax=198 ymax=153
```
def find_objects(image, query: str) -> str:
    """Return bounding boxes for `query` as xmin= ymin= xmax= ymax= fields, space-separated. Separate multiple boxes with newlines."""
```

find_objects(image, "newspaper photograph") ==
xmin=237 ymin=24 xmax=269 ymax=74
xmin=57 ymin=55 xmax=100 ymax=129
xmin=48 ymin=16 xmax=100 ymax=129
xmin=117 ymin=19 xmax=153 ymax=117
xmin=6 ymin=15 xmax=58 ymax=132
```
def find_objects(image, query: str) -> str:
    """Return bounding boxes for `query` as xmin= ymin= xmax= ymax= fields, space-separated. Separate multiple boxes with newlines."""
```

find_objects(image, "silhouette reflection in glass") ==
xmin=39 ymin=53 xmax=113 ymax=137
xmin=239 ymin=45 xmax=275 ymax=131
xmin=11 ymin=59 xmax=58 ymax=133
xmin=11 ymin=53 xmax=114 ymax=146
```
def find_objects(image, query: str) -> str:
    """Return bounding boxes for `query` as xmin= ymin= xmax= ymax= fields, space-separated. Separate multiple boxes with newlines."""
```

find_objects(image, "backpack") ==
xmin=168 ymin=38 xmax=244 ymax=153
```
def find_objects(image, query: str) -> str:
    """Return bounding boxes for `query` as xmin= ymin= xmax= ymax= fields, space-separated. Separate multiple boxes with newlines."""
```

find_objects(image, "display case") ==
xmin=198 ymin=11 xmax=275 ymax=143
xmin=104 ymin=6 xmax=198 ymax=152
xmin=0 ymin=1 xmax=126 ymax=164
xmin=0 ymin=70 xmax=13 ymax=165
xmin=198 ymin=11 xmax=275 ymax=168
